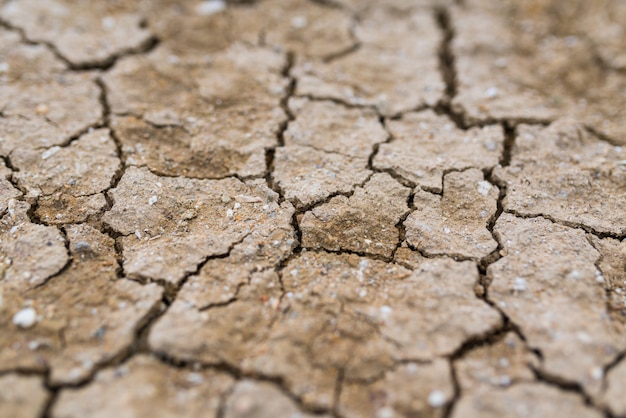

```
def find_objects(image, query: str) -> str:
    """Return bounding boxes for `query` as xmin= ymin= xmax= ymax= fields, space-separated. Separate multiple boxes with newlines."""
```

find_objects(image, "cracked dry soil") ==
xmin=1 ymin=0 xmax=625 ymax=417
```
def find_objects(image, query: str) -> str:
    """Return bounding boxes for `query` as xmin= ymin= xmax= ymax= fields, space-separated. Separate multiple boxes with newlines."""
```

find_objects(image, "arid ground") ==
xmin=1 ymin=0 xmax=626 ymax=417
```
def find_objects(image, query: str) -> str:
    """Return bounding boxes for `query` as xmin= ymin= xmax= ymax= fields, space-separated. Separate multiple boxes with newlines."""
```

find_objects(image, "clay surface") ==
xmin=1 ymin=0 xmax=625 ymax=416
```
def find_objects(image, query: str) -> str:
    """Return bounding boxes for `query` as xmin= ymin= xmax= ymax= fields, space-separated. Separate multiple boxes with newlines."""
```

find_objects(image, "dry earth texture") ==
xmin=1 ymin=0 xmax=626 ymax=417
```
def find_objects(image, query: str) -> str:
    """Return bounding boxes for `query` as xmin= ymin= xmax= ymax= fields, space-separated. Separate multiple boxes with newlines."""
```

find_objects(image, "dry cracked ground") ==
xmin=1 ymin=0 xmax=626 ymax=417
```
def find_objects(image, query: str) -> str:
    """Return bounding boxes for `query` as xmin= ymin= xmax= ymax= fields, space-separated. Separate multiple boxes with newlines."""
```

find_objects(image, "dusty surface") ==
xmin=1 ymin=0 xmax=625 ymax=417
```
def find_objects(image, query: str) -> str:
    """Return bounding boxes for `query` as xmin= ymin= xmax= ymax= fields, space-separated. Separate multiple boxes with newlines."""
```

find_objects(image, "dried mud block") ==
xmin=144 ymin=0 xmax=352 ymax=58
xmin=494 ymin=121 xmax=626 ymax=236
xmin=36 ymin=194 xmax=108 ymax=226
xmin=293 ymin=7 xmax=443 ymax=115
xmin=104 ymin=43 xmax=288 ymax=178
xmin=455 ymin=332 xmax=536 ymax=390
xmin=1 ymin=0 xmax=152 ymax=67
xmin=11 ymin=129 xmax=120 ymax=224
xmin=590 ymin=237 xmax=626 ymax=322
xmin=248 ymin=0 xmax=353 ymax=58
xmin=451 ymin=383 xmax=602 ymax=418
xmin=451 ymin=1 xmax=626 ymax=144
xmin=149 ymin=271 xmax=332 ymax=403
xmin=300 ymin=173 xmax=410 ymax=258
xmin=150 ymin=253 xmax=500 ymax=409
xmin=53 ymin=355 xmax=234 ymax=418
xmin=488 ymin=214 xmax=624 ymax=396
xmin=273 ymin=145 xmax=371 ymax=208
xmin=600 ymin=358 xmax=626 ymax=416
xmin=0 ymin=30 xmax=101 ymax=149
xmin=329 ymin=257 xmax=501 ymax=361
xmin=405 ymin=169 xmax=499 ymax=259
xmin=12 ymin=129 xmax=119 ymax=198
xmin=181 ymin=225 xmax=296 ymax=307
xmin=0 ymin=200 xmax=68 ymax=287
xmin=0 ymin=116 xmax=66 ymax=157
xmin=0 ymin=374 xmax=49 ymax=418
xmin=339 ymin=360 xmax=454 ymax=418
xmin=0 ymin=160 xmax=21 ymax=215
xmin=579 ymin=1 xmax=626 ymax=71
xmin=0 ymin=224 xmax=162 ymax=385
xmin=137 ymin=0 xmax=255 ymax=55
xmin=224 ymin=380 xmax=331 ymax=418
xmin=285 ymin=98 xmax=388 ymax=159
xmin=375 ymin=111 xmax=504 ymax=192
xmin=104 ymin=167 xmax=294 ymax=284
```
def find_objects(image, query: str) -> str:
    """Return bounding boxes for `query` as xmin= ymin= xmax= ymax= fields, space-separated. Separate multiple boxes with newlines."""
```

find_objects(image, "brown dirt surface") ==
xmin=1 ymin=0 xmax=625 ymax=417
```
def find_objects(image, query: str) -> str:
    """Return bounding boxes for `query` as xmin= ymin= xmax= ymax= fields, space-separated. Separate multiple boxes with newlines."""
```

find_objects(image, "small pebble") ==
xmin=42 ymin=146 xmax=61 ymax=160
xmin=591 ymin=367 xmax=604 ymax=380
xmin=13 ymin=307 xmax=38 ymax=329
xmin=477 ymin=181 xmax=492 ymax=196
xmin=291 ymin=16 xmax=308 ymax=28
xmin=195 ymin=0 xmax=226 ymax=15
xmin=513 ymin=277 xmax=527 ymax=292
xmin=235 ymin=195 xmax=262 ymax=203
xmin=102 ymin=16 xmax=116 ymax=30
xmin=484 ymin=86 xmax=498 ymax=99
xmin=428 ymin=390 xmax=446 ymax=408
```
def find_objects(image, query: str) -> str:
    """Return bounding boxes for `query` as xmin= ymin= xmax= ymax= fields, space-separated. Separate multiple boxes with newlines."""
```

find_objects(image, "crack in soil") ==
xmin=429 ymin=7 xmax=603 ymax=413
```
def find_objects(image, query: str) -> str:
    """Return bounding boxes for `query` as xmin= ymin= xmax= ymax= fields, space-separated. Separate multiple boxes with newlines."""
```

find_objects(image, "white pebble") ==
xmin=148 ymin=195 xmax=158 ymax=206
xmin=513 ymin=277 xmax=527 ymax=292
xmin=42 ymin=146 xmax=61 ymax=160
xmin=591 ymin=367 xmax=604 ymax=380
xmin=102 ymin=16 xmax=116 ymax=30
xmin=484 ymin=86 xmax=499 ymax=99
xmin=235 ymin=195 xmax=262 ymax=203
xmin=568 ymin=270 xmax=581 ymax=280
xmin=428 ymin=390 xmax=446 ymax=408
xmin=291 ymin=16 xmax=308 ymax=28
xmin=196 ymin=0 xmax=226 ymax=15
xmin=13 ymin=307 xmax=37 ymax=329
xmin=187 ymin=372 xmax=205 ymax=384
xmin=477 ymin=181 xmax=492 ymax=196
xmin=377 ymin=407 xmax=394 ymax=418
xmin=595 ymin=270 xmax=605 ymax=283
